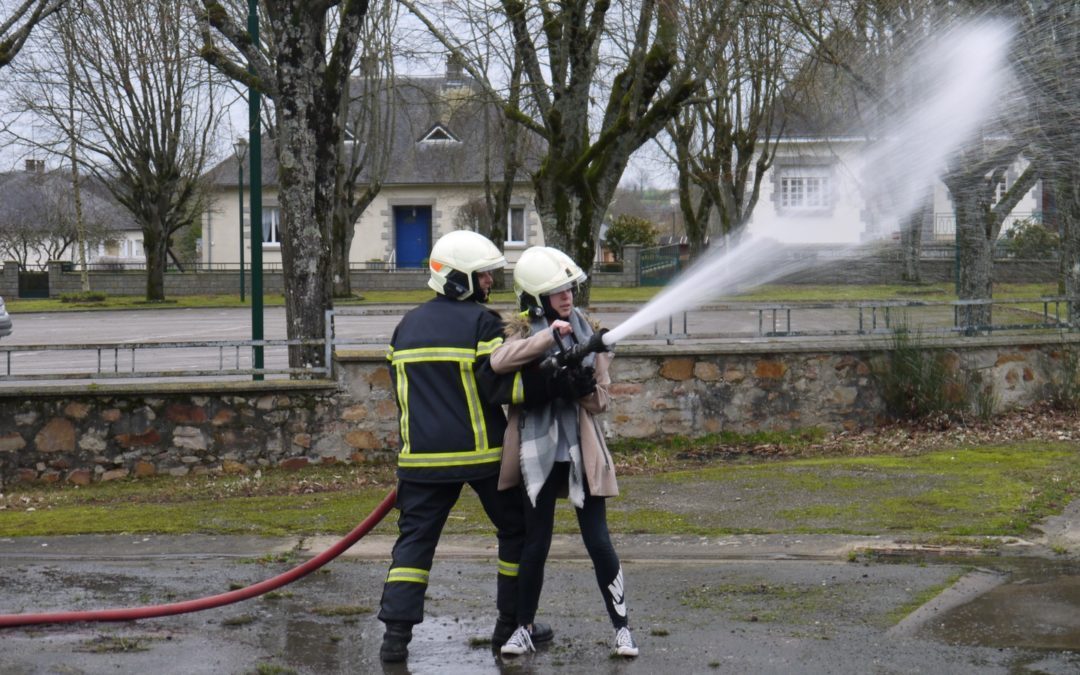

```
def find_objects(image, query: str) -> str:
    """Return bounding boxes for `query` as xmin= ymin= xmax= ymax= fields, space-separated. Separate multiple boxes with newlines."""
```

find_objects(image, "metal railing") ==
xmin=646 ymin=297 xmax=1075 ymax=343
xmin=0 ymin=299 xmax=1075 ymax=382
xmin=0 ymin=338 xmax=329 ymax=381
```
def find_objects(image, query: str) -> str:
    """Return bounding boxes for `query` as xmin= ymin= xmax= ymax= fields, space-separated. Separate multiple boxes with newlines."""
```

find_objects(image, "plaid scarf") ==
xmin=518 ymin=309 xmax=595 ymax=508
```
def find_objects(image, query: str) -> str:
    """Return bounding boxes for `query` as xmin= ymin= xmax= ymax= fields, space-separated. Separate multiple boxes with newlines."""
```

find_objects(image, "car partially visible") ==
xmin=0 ymin=296 xmax=12 ymax=338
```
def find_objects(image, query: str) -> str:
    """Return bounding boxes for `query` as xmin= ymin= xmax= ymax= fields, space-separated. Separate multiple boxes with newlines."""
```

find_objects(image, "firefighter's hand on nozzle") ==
xmin=550 ymin=320 xmax=572 ymax=337
xmin=586 ymin=328 xmax=612 ymax=354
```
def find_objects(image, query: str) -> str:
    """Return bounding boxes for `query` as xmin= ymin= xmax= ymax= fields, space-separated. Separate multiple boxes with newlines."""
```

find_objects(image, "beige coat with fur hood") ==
xmin=491 ymin=312 xmax=618 ymax=497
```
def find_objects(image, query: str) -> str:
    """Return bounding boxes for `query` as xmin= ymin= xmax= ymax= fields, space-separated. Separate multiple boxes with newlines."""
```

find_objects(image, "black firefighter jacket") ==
xmin=387 ymin=294 xmax=544 ymax=483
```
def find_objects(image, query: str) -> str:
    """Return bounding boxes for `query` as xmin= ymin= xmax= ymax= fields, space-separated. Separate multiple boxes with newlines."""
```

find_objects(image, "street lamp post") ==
xmin=233 ymin=138 xmax=248 ymax=302
xmin=247 ymin=0 xmax=264 ymax=380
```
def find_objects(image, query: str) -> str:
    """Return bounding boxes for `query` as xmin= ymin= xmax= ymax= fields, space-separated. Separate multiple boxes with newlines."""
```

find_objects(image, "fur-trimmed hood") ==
xmin=502 ymin=309 xmax=602 ymax=339
xmin=502 ymin=311 xmax=533 ymax=338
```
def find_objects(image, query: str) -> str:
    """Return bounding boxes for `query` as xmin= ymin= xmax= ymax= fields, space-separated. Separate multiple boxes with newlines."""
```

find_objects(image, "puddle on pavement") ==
xmin=924 ymin=558 xmax=1080 ymax=651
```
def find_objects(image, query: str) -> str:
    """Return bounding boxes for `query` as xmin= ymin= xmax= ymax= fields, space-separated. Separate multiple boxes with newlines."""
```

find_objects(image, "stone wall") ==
xmin=2 ymin=334 xmax=1075 ymax=487
xmin=0 ymin=379 xmax=399 ymax=488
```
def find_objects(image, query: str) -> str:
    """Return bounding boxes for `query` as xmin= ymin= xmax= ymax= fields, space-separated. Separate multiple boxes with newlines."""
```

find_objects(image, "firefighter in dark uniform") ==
xmin=379 ymin=230 xmax=554 ymax=663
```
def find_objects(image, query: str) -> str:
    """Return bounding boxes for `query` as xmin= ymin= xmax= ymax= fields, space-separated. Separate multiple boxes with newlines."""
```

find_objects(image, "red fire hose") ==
xmin=0 ymin=488 xmax=397 ymax=628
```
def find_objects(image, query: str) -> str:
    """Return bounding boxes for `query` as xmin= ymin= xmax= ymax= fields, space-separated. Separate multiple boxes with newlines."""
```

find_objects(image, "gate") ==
xmin=18 ymin=270 xmax=49 ymax=298
xmin=638 ymin=244 xmax=681 ymax=286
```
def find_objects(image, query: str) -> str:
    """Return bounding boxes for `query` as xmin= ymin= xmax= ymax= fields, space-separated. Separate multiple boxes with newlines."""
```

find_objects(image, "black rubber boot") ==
xmin=380 ymin=622 xmax=412 ymax=663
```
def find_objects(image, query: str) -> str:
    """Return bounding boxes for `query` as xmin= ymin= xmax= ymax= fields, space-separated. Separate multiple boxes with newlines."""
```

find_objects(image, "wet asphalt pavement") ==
xmin=1 ymin=530 xmax=1078 ymax=675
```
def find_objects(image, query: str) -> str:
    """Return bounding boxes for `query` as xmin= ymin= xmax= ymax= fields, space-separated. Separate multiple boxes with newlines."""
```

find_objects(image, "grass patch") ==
xmin=885 ymin=572 xmax=966 ymax=626
xmin=631 ymin=442 xmax=1080 ymax=537
xmin=1 ymin=441 xmax=1076 ymax=539
xmin=249 ymin=664 xmax=296 ymax=675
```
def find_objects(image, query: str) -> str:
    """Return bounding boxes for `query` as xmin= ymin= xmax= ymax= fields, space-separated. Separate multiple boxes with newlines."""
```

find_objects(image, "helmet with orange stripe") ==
xmin=427 ymin=230 xmax=506 ymax=302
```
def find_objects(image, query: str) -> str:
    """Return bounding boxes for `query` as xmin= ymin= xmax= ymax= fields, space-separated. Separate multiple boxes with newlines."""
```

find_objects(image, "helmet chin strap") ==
xmin=540 ymin=295 xmax=561 ymax=322
xmin=443 ymin=269 xmax=472 ymax=300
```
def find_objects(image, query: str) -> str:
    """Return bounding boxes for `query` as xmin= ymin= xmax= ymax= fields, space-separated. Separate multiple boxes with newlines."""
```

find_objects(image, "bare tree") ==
xmin=664 ymin=0 xmax=789 ymax=256
xmin=56 ymin=0 xmax=88 ymax=290
xmin=331 ymin=3 xmax=395 ymax=298
xmin=200 ymin=0 xmax=371 ymax=370
xmin=785 ymin=0 xmax=946 ymax=282
xmin=0 ymin=0 xmax=65 ymax=68
xmin=9 ymin=0 xmax=221 ymax=300
xmin=1013 ymin=2 xmax=1080 ymax=323
xmin=942 ymin=135 xmax=1037 ymax=329
xmin=400 ymin=0 xmax=741 ymax=303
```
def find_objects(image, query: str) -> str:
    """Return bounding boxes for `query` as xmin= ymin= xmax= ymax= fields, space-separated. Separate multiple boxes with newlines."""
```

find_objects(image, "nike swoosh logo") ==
xmin=608 ymin=566 xmax=627 ymax=618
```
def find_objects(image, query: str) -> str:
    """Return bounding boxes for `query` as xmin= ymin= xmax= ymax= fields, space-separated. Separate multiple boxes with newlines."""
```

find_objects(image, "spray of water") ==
xmin=602 ymin=236 xmax=849 ymax=344
xmin=859 ymin=20 xmax=1016 ymax=230
xmin=603 ymin=19 xmax=1016 ymax=346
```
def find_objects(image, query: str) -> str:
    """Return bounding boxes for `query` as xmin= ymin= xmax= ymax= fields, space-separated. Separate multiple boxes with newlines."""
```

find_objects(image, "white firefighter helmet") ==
xmin=513 ymin=246 xmax=587 ymax=316
xmin=427 ymin=230 xmax=506 ymax=300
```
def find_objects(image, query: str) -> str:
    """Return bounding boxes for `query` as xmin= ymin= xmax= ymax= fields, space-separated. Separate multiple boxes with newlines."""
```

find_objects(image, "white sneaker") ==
xmin=500 ymin=625 xmax=535 ymax=656
xmin=614 ymin=626 xmax=639 ymax=657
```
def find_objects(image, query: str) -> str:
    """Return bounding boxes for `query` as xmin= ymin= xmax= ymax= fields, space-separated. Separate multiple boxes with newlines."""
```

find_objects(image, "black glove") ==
xmin=586 ymin=328 xmax=612 ymax=354
xmin=552 ymin=365 xmax=596 ymax=401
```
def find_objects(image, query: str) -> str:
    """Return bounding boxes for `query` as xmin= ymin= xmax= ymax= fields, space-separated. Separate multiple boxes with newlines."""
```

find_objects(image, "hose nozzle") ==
xmin=540 ymin=328 xmax=611 ymax=373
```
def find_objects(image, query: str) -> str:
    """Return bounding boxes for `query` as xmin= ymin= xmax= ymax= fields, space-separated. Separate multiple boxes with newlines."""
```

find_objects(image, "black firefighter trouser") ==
xmin=377 ymin=474 xmax=525 ymax=627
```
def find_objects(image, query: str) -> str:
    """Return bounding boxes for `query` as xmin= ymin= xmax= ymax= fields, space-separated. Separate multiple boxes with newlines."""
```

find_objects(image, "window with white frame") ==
xmin=781 ymin=175 xmax=830 ymax=209
xmin=262 ymin=207 xmax=282 ymax=245
xmin=778 ymin=165 xmax=832 ymax=213
xmin=506 ymin=206 xmax=526 ymax=245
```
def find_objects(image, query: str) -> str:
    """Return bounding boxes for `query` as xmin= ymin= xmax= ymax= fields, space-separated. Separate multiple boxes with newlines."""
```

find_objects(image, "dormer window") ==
xmin=419 ymin=124 xmax=459 ymax=144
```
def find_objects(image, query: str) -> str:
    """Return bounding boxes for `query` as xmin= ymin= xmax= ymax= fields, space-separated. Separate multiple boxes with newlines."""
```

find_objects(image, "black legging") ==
xmin=517 ymin=461 xmax=629 ymax=629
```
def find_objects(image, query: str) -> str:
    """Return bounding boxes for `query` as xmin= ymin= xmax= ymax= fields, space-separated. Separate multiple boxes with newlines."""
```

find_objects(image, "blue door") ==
xmin=394 ymin=206 xmax=431 ymax=268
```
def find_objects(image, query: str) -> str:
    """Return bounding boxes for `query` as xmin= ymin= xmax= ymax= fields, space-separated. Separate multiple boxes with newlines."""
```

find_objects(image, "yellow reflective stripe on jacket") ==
xmin=476 ymin=336 xmax=503 ymax=357
xmin=397 ymin=448 xmax=503 ymax=468
xmin=459 ymin=362 xmax=488 ymax=453
xmin=498 ymin=559 xmax=519 ymax=578
xmin=395 ymin=362 xmax=410 ymax=452
xmin=390 ymin=347 xmax=476 ymax=364
xmin=386 ymin=567 xmax=430 ymax=584
xmin=512 ymin=372 xmax=524 ymax=405
xmin=392 ymin=340 xmax=503 ymax=465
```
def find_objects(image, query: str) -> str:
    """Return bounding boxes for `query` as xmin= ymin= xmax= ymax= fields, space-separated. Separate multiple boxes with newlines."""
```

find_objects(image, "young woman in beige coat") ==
xmin=489 ymin=246 xmax=638 ymax=658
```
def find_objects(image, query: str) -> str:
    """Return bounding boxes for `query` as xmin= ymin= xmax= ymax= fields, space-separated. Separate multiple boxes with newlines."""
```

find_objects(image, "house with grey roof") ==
xmin=0 ymin=160 xmax=141 ymax=270
xmin=200 ymin=60 xmax=543 ymax=272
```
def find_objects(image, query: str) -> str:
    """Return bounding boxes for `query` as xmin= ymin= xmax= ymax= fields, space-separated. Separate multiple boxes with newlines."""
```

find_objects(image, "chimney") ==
xmin=445 ymin=54 xmax=464 ymax=85
xmin=24 ymin=159 xmax=45 ymax=173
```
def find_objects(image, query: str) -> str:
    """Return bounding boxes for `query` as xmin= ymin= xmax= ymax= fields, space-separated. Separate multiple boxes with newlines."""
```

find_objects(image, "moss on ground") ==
xmin=1 ymin=441 xmax=1076 ymax=539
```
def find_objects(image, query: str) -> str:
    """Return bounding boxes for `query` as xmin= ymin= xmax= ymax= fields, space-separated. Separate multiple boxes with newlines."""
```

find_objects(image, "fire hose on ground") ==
xmin=0 ymin=488 xmax=398 ymax=629
xmin=0 ymin=329 xmax=617 ymax=629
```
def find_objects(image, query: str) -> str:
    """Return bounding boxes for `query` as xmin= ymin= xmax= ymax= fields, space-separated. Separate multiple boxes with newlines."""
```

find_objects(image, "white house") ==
xmin=746 ymin=137 xmax=1042 ymax=246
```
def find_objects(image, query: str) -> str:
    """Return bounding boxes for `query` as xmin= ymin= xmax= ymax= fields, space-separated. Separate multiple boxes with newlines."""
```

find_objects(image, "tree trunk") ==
xmin=952 ymin=190 xmax=994 ymax=332
xmin=144 ymin=228 xmax=167 ymax=301
xmin=532 ymin=157 xmax=620 ymax=308
xmin=899 ymin=191 xmax=931 ymax=283
xmin=275 ymin=43 xmax=337 ymax=372
xmin=1056 ymin=166 xmax=1080 ymax=326
xmin=330 ymin=203 xmax=353 ymax=299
